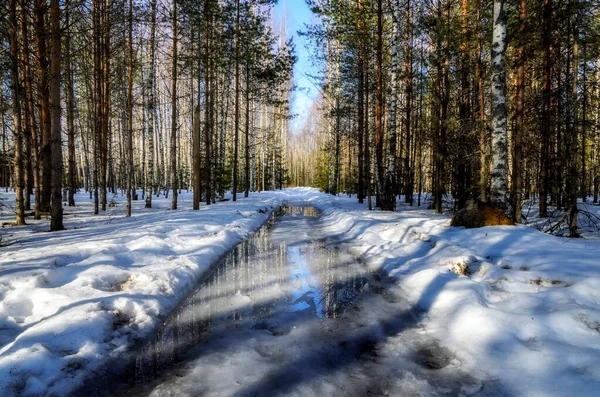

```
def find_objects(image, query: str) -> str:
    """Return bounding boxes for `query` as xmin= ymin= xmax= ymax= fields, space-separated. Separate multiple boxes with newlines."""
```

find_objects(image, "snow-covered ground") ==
xmin=1 ymin=188 xmax=600 ymax=396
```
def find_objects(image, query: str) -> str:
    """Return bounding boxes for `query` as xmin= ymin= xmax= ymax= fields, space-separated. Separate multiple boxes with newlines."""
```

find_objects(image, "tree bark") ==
xmin=357 ymin=0 xmax=364 ymax=204
xmin=490 ymin=0 xmax=508 ymax=207
xmin=171 ymin=0 xmax=178 ymax=210
xmin=244 ymin=66 xmax=251 ymax=198
xmin=9 ymin=0 xmax=25 ymax=226
xmin=66 ymin=8 xmax=76 ymax=207
xmin=375 ymin=0 xmax=390 ymax=210
xmin=146 ymin=0 xmax=157 ymax=208
xmin=232 ymin=0 xmax=240 ymax=201
xmin=49 ymin=0 xmax=64 ymax=231
xmin=511 ymin=0 xmax=527 ymax=222
xmin=126 ymin=0 xmax=134 ymax=217
xmin=539 ymin=0 xmax=553 ymax=217
xmin=34 ymin=0 xmax=52 ymax=214
xmin=205 ymin=0 xmax=212 ymax=206
xmin=403 ymin=0 xmax=413 ymax=206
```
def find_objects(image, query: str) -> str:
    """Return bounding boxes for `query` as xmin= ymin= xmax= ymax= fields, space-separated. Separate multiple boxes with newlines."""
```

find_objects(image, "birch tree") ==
xmin=490 ymin=0 xmax=508 ymax=207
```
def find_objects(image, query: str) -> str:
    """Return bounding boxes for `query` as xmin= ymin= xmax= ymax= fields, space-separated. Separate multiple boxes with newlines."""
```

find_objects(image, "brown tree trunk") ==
xmin=365 ymin=54 xmax=372 ymax=211
xmin=34 ymin=0 xmax=52 ymax=214
xmin=404 ymin=0 xmax=413 ymax=206
xmin=375 ymin=0 xmax=393 ymax=210
xmin=126 ymin=0 xmax=134 ymax=217
xmin=539 ymin=0 xmax=553 ymax=217
xmin=512 ymin=0 xmax=527 ymax=222
xmin=457 ymin=0 xmax=470 ymax=209
xmin=232 ymin=0 xmax=240 ymax=201
xmin=357 ymin=0 xmax=365 ymax=204
xmin=193 ymin=104 xmax=201 ymax=210
xmin=146 ymin=0 xmax=157 ymax=208
xmin=66 ymin=8 xmax=76 ymax=207
xmin=475 ymin=0 xmax=487 ymax=202
xmin=101 ymin=0 xmax=111 ymax=211
xmin=171 ymin=0 xmax=178 ymax=210
xmin=9 ymin=0 xmax=25 ymax=226
xmin=244 ymin=66 xmax=251 ymax=198
xmin=49 ymin=0 xmax=64 ymax=231
xmin=21 ymin=5 xmax=40 ymax=215
xmin=204 ymin=0 xmax=212 ymax=206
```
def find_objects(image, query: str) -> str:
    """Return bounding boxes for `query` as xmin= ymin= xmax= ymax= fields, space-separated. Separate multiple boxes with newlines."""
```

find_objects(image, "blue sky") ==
xmin=274 ymin=0 xmax=318 ymax=132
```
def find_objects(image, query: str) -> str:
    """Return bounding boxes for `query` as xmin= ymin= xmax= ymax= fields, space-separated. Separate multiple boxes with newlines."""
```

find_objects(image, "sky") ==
xmin=274 ymin=0 xmax=319 ymax=132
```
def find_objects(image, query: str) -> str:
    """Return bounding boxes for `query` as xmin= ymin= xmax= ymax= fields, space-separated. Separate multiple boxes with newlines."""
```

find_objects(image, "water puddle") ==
xmin=110 ymin=205 xmax=369 ymax=391
xmin=79 ymin=205 xmax=486 ymax=397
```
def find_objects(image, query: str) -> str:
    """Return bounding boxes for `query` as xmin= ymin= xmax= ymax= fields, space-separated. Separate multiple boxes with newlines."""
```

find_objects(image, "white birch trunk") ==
xmin=490 ymin=0 xmax=508 ymax=206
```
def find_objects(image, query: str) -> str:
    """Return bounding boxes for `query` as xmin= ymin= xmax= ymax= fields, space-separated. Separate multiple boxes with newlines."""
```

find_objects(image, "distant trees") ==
xmin=1 ymin=0 xmax=295 ymax=230
xmin=298 ymin=0 xmax=600 ymax=232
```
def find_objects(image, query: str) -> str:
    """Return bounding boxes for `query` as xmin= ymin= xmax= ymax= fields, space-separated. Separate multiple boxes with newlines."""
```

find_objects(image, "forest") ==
xmin=1 ymin=0 xmax=600 ymax=235
xmin=0 ymin=0 xmax=295 ymax=230
xmin=2 ymin=1 xmax=600 ymax=396
xmin=289 ymin=0 xmax=600 ymax=236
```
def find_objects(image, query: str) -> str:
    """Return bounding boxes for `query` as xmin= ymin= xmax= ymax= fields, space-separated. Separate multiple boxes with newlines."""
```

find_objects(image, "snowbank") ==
xmin=304 ymin=193 xmax=600 ymax=396
xmin=1 ymin=187 xmax=599 ymax=396
xmin=0 ymin=190 xmax=301 ymax=396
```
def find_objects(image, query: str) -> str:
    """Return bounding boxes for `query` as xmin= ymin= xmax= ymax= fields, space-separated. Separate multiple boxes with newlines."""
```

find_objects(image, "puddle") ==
xmin=75 ymin=205 xmax=490 ymax=397
xmin=93 ymin=205 xmax=369 ymax=392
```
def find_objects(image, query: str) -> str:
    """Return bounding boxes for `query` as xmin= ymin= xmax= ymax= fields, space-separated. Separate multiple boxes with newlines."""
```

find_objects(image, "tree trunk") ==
xmin=146 ymin=0 xmax=157 ymax=208
xmin=34 ymin=0 xmax=52 ymax=214
xmin=21 ymin=4 xmax=41 ymax=215
xmin=539 ymin=0 xmax=553 ymax=217
xmin=171 ymin=0 xmax=178 ymax=210
xmin=357 ymin=0 xmax=364 ymax=203
xmin=403 ymin=0 xmax=413 ymax=206
xmin=490 ymin=0 xmax=508 ymax=207
xmin=193 ymin=104 xmax=201 ymax=209
xmin=126 ymin=0 xmax=134 ymax=217
xmin=204 ymin=0 xmax=212 ymax=206
xmin=9 ymin=0 xmax=25 ymax=226
xmin=511 ymin=0 xmax=526 ymax=222
xmin=101 ymin=0 xmax=110 ymax=211
xmin=49 ymin=0 xmax=64 ymax=231
xmin=66 ymin=8 xmax=76 ymax=207
xmin=476 ymin=0 xmax=487 ymax=202
xmin=232 ymin=0 xmax=240 ymax=201
xmin=365 ymin=55 xmax=372 ymax=211
xmin=457 ymin=0 xmax=470 ymax=209
xmin=245 ymin=66 xmax=251 ymax=198
xmin=375 ymin=0 xmax=390 ymax=209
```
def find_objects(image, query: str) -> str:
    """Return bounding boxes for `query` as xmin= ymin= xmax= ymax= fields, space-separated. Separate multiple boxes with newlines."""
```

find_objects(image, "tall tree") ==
xmin=34 ymin=0 xmax=52 ymax=214
xmin=490 ymin=0 xmax=508 ymax=207
xmin=66 ymin=6 xmax=76 ymax=207
xmin=146 ymin=0 xmax=157 ymax=208
xmin=125 ymin=0 xmax=134 ymax=217
xmin=232 ymin=0 xmax=241 ymax=202
xmin=49 ymin=0 xmax=64 ymax=231
xmin=512 ymin=0 xmax=527 ymax=221
xmin=9 ymin=0 xmax=25 ymax=225
xmin=171 ymin=0 xmax=179 ymax=210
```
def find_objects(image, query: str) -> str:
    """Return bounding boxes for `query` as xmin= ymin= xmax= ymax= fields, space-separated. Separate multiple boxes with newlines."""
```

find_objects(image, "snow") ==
xmin=1 ymin=188 xmax=600 ymax=396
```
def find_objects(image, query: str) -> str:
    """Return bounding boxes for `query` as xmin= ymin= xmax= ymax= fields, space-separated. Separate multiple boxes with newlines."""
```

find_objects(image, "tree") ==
xmin=49 ymin=0 xmax=64 ymax=231
xmin=9 ymin=0 xmax=25 ymax=226
xmin=125 ymin=0 xmax=134 ymax=217
xmin=171 ymin=0 xmax=179 ymax=210
xmin=490 ymin=0 xmax=508 ymax=207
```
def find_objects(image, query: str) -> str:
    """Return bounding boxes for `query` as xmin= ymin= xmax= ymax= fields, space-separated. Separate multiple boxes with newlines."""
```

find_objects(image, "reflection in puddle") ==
xmin=130 ymin=206 xmax=367 ymax=386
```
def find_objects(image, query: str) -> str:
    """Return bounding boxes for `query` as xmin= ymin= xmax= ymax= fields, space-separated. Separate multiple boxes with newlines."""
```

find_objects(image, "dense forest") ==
xmin=1 ymin=0 xmax=600 ymax=237
xmin=0 ymin=0 xmax=295 ymax=230
xmin=288 ymin=0 xmax=600 ymax=236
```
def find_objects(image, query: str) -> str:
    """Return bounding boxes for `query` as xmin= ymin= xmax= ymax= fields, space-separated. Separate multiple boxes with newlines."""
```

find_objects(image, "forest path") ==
xmin=110 ymin=204 xmax=494 ymax=397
